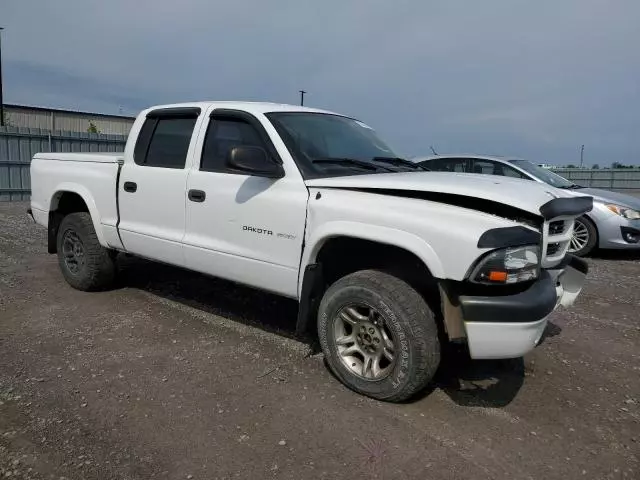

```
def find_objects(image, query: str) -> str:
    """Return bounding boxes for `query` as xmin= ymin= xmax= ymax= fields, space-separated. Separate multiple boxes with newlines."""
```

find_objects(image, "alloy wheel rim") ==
xmin=569 ymin=220 xmax=589 ymax=252
xmin=62 ymin=230 xmax=86 ymax=274
xmin=332 ymin=304 xmax=396 ymax=380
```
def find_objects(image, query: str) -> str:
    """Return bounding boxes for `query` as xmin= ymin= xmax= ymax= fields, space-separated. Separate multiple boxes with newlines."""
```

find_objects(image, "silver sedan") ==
xmin=415 ymin=154 xmax=640 ymax=256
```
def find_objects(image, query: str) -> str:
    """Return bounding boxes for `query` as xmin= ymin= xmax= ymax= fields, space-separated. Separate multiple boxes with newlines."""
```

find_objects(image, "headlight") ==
xmin=469 ymin=245 xmax=540 ymax=285
xmin=606 ymin=204 xmax=640 ymax=220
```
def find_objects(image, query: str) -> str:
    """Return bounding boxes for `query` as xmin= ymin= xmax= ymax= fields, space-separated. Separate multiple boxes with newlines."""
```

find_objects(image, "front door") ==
xmin=118 ymin=108 xmax=202 ymax=266
xmin=182 ymin=110 xmax=308 ymax=298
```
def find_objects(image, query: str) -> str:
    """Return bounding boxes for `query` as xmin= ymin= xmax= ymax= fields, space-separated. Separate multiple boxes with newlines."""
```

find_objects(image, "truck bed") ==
xmin=30 ymin=152 xmax=124 ymax=251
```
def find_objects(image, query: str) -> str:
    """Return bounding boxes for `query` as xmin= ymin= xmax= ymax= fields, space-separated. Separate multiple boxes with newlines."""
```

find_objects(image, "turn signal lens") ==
xmin=488 ymin=271 xmax=508 ymax=282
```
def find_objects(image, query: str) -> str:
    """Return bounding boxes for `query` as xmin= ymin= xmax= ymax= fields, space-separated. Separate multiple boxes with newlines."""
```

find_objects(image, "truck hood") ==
xmin=305 ymin=172 xmax=586 ymax=218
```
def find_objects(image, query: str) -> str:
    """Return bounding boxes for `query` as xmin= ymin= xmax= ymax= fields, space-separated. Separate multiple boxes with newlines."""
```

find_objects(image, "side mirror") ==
xmin=226 ymin=146 xmax=284 ymax=179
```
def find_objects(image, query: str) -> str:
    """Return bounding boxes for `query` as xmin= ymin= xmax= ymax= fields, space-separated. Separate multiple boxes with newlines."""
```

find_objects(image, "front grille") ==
xmin=547 ymin=243 xmax=561 ymax=256
xmin=549 ymin=220 xmax=565 ymax=235
xmin=542 ymin=217 xmax=574 ymax=267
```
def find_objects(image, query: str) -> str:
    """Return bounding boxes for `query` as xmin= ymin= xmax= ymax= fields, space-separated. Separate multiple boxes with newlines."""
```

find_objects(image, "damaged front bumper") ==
xmin=449 ymin=255 xmax=588 ymax=359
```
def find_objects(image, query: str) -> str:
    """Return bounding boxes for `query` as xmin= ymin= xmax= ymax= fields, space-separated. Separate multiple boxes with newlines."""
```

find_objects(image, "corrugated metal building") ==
xmin=3 ymin=103 xmax=135 ymax=135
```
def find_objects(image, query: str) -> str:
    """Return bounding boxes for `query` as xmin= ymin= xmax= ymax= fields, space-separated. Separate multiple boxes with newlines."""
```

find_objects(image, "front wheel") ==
xmin=568 ymin=215 xmax=598 ymax=257
xmin=317 ymin=270 xmax=440 ymax=402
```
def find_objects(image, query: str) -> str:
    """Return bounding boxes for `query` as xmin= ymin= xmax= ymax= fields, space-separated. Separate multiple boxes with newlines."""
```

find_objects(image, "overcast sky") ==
xmin=2 ymin=0 xmax=639 ymax=165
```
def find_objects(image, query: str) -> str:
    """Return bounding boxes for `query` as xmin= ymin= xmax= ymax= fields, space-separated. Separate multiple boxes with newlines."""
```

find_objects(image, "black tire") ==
xmin=570 ymin=215 xmax=598 ymax=257
xmin=317 ymin=270 xmax=440 ymax=402
xmin=56 ymin=212 xmax=116 ymax=291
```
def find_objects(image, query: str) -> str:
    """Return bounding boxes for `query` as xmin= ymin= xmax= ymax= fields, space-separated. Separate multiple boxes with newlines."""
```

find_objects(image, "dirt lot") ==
xmin=0 ymin=201 xmax=638 ymax=480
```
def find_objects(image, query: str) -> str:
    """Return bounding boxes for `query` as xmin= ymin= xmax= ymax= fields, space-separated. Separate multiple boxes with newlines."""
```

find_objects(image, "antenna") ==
xmin=430 ymin=145 xmax=438 ymax=155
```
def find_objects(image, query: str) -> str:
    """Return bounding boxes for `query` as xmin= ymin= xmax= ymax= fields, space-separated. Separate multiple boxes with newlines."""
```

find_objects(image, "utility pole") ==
xmin=580 ymin=144 xmax=584 ymax=167
xmin=0 ymin=27 xmax=4 ymax=127
xmin=299 ymin=90 xmax=306 ymax=106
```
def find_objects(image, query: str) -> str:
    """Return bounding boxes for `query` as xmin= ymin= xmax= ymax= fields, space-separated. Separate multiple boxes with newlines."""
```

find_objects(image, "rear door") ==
xmin=118 ymin=107 xmax=202 ymax=266
xmin=182 ymin=109 xmax=308 ymax=298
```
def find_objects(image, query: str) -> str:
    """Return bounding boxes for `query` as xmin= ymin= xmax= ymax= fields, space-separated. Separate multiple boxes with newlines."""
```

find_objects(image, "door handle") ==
xmin=188 ymin=189 xmax=206 ymax=203
xmin=123 ymin=181 xmax=137 ymax=193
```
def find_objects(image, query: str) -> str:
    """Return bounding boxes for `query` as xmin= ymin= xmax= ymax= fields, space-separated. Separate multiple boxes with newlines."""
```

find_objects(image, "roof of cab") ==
xmin=140 ymin=101 xmax=343 ymax=117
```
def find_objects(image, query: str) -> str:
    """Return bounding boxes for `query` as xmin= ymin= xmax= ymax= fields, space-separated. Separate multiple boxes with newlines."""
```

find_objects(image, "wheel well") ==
xmin=576 ymin=214 xmax=599 ymax=248
xmin=580 ymin=214 xmax=599 ymax=234
xmin=47 ymin=192 xmax=89 ymax=254
xmin=316 ymin=237 xmax=437 ymax=292
xmin=296 ymin=237 xmax=442 ymax=340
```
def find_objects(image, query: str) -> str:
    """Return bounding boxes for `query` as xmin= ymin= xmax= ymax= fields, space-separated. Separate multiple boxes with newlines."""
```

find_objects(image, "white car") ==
xmin=415 ymin=154 xmax=640 ymax=256
xmin=29 ymin=102 xmax=591 ymax=402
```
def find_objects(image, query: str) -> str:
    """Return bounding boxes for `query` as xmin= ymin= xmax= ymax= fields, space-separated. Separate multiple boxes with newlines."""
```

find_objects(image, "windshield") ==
xmin=509 ymin=160 xmax=576 ymax=188
xmin=266 ymin=112 xmax=411 ymax=178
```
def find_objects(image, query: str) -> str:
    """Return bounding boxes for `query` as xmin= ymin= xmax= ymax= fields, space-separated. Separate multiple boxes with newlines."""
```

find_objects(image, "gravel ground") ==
xmin=0 ymin=201 xmax=638 ymax=480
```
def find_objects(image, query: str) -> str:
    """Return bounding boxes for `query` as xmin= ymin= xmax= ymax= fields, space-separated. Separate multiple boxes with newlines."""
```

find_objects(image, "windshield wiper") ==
xmin=558 ymin=183 xmax=584 ymax=189
xmin=372 ymin=157 xmax=430 ymax=171
xmin=311 ymin=157 xmax=393 ymax=172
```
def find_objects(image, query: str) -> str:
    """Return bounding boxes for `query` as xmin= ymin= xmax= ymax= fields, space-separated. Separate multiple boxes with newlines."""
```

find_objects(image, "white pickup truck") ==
xmin=29 ymin=101 xmax=592 ymax=402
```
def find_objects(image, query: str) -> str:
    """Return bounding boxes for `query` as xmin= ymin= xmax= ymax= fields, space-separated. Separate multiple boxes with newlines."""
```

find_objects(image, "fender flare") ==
xmin=298 ymin=221 xmax=445 ymax=298
xmin=49 ymin=183 xmax=109 ymax=248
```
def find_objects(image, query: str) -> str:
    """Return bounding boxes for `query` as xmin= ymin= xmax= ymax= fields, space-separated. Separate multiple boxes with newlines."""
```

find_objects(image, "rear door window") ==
xmin=429 ymin=158 xmax=469 ymax=172
xmin=470 ymin=159 xmax=499 ymax=175
xmin=469 ymin=159 xmax=529 ymax=179
xmin=134 ymin=115 xmax=198 ymax=168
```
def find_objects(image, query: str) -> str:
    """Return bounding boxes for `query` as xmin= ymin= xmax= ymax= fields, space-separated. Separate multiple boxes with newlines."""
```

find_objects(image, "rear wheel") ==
xmin=318 ymin=270 xmax=440 ymax=402
xmin=56 ymin=212 xmax=116 ymax=291
xmin=569 ymin=215 xmax=597 ymax=257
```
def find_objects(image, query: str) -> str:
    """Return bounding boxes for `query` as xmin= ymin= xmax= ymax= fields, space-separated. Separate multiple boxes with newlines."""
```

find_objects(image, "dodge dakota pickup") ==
xmin=29 ymin=101 xmax=592 ymax=402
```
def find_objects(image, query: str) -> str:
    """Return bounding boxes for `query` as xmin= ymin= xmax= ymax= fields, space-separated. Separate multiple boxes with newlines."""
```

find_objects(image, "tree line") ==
xmin=562 ymin=162 xmax=637 ymax=169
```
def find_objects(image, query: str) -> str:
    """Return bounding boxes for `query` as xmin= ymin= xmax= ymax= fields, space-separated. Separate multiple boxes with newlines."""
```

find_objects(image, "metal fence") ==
xmin=552 ymin=168 xmax=640 ymax=190
xmin=0 ymin=126 xmax=127 ymax=201
xmin=5 ymin=104 xmax=135 ymax=136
